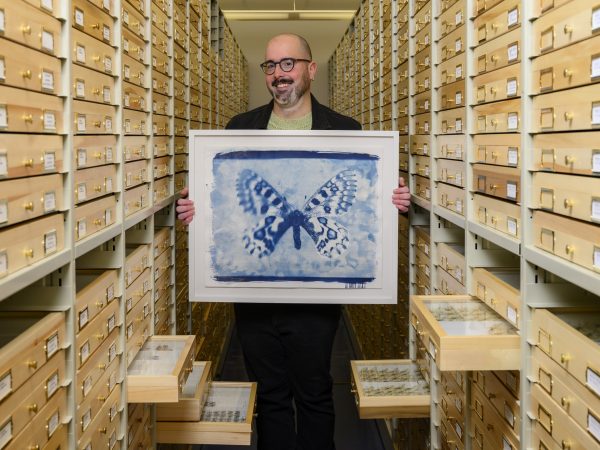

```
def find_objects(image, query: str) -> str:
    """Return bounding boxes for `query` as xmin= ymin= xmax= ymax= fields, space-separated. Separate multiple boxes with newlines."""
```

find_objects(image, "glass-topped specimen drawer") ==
xmin=350 ymin=360 xmax=430 ymax=419
xmin=127 ymin=335 xmax=195 ymax=403
xmin=157 ymin=381 xmax=257 ymax=445
xmin=411 ymin=295 xmax=520 ymax=371
xmin=157 ymin=361 xmax=212 ymax=421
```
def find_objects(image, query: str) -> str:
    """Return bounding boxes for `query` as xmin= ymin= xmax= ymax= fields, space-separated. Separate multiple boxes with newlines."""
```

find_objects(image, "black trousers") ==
xmin=234 ymin=303 xmax=341 ymax=450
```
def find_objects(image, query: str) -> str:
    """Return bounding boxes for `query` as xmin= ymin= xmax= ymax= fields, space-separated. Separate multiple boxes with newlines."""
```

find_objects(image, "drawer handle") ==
xmin=560 ymin=396 xmax=571 ymax=408
xmin=562 ymin=440 xmax=572 ymax=449
xmin=490 ymin=55 xmax=499 ymax=63
xmin=560 ymin=353 xmax=571 ymax=364
xmin=93 ymin=218 xmax=103 ymax=226
xmin=23 ymin=201 xmax=34 ymax=211
xmin=21 ymin=25 xmax=32 ymax=34
xmin=563 ymin=68 xmax=573 ymax=78
xmin=491 ymin=22 xmax=500 ymax=30
xmin=91 ymin=23 xmax=100 ymax=30
xmin=564 ymin=112 xmax=574 ymax=122
xmin=21 ymin=69 xmax=33 ymax=79
xmin=563 ymin=24 xmax=573 ymax=34
xmin=28 ymin=403 xmax=38 ymax=413
xmin=99 ymin=427 xmax=107 ymax=434
xmin=94 ymin=185 xmax=102 ymax=193
xmin=22 ymin=114 xmax=34 ymax=123
xmin=565 ymin=245 xmax=574 ymax=255
xmin=27 ymin=360 xmax=38 ymax=369
xmin=24 ymin=248 xmax=34 ymax=258
xmin=95 ymin=300 xmax=104 ymax=309
xmin=98 ymin=363 xmax=106 ymax=370
xmin=563 ymin=198 xmax=574 ymax=209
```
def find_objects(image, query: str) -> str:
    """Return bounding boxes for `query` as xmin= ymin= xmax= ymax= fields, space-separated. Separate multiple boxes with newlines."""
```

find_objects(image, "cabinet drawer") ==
xmin=72 ymin=28 xmax=114 ymax=75
xmin=414 ymin=112 xmax=431 ymax=135
xmin=125 ymin=244 xmax=150 ymax=287
xmin=472 ymin=268 xmax=520 ymax=328
xmin=175 ymin=172 xmax=187 ymax=192
xmin=154 ymin=247 xmax=172 ymax=281
xmin=437 ymin=182 xmax=465 ymax=216
xmin=124 ymin=183 xmax=150 ymax=216
xmin=125 ymin=291 xmax=150 ymax=345
xmin=190 ymin=87 xmax=200 ymax=107
xmin=72 ymin=0 xmax=114 ymax=45
xmin=532 ymin=35 xmax=600 ymax=94
xmin=532 ymin=346 xmax=600 ymax=438
xmin=474 ymin=98 xmax=520 ymax=133
xmin=77 ymin=381 xmax=121 ymax=445
xmin=157 ymin=361 xmax=212 ymax=421
xmin=72 ymin=64 xmax=115 ymax=105
xmin=414 ymin=226 xmax=430 ymax=257
xmin=76 ymin=269 xmax=119 ymax=334
xmin=0 ymin=86 xmax=62 ymax=133
xmin=473 ymin=164 xmax=520 ymax=202
xmin=474 ymin=0 xmax=520 ymax=44
xmin=414 ymin=155 xmax=431 ymax=178
xmin=438 ymin=1 xmax=465 ymax=39
xmin=436 ymin=265 xmax=466 ymax=295
xmin=0 ymin=345 xmax=65 ymax=443
xmin=473 ymin=134 xmax=520 ymax=167
xmin=157 ymin=381 xmax=256 ymax=445
xmin=122 ymin=2 xmax=146 ymax=40
xmin=437 ymin=52 xmax=465 ymax=87
xmin=1 ymin=1 xmax=61 ymax=56
xmin=0 ymin=213 xmax=64 ymax=277
xmin=473 ymin=193 xmax=520 ymax=238
xmin=437 ymin=26 xmax=465 ymax=65
xmin=77 ymin=387 xmax=121 ymax=450
xmin=533 ymin=84 xmax=600 ymax=132
xmin=175 ymin=99 xmax=187 ymax=119
xmin=151 ymin=2 xmax=170 ymax=35
xmin=152 ymin=25 xmax=169 ymax=57
xmin=0 ymin=39 xmax=61 ymax=95
xmin=174 ymin=23 xmax=187 ymax=50
xmin=155 ymin=263 xmax=173 ymax=296
xmin=73 ymin=100 xmax=116 ymax=135
xmin=123 ymin=109 xmax=148 ymax=135
xmin=470 ymin=384 xmax=519 ymax=450
xmin=152 ymin=49 xmax=171 ymax=76
xmin=533 ymin=0 xmax=600 ymax=56
xmin=154 ymin=175 xmax=171 ymax=204
xmin=0 ymin=135 xmax=62 ymax=180
xmin=122 ymin=54 xmax=147 ymax=88
xmin=123 ymin=82 xmax=148 ymax=112
xmin=174 ymin=118 xmax=188 ymax=137
xmin=123 ymin=136 xmax=149 ymax=161
xmin=414 ymin=247 xmax=430 ymax=280
xmin=437 ymin=80 xmax=465 ymax=111
xmin=154 ymin=227 xmax=171 ymax=258
xmin=125 ymin=267 xmax=151 ymax=316
xmin=174 ymin=42 xmax=188 ymax=69
xmin=155 ymin=136 xmax=170 ymax=157
xmin=124 ymin=159 xmax=148 ymax=189
xmin=437 ymin=158 xmax=464 ymax=188
xmin=153 ymin=154 xmax=170 ymax=178
xmin=533 ymin=172 xmax=600 ymax=224
xmin=399 ymin=153 xmax=409 ymax=173
xmin=533 ymin=131 xmax=600 ymax=175
xmin=476 ymin=370 xmax=520 ymax=436
xmin=410 ymin=295 xmax=519 ymax=371
xmin=174 ymin=79 xmax=186 ymax=100
xmin=413 ymin=2 xmax=431 ymax=35
xmin=473 ymin=65 xmax=520 ymax=105
xmin=74 ymin=165 xmax=116 ymax=204
xmin=534 ymin=209 xmax=600 ymax=272
xmin=413 ymin=69 xmax=431 ymax=95
xmin=474 ymin=28 xmax=520 ymax=74
xmin=122 ymin=29 xmax=146 ymax=64
xmin=125 ymin=308 xmax=151 ymax=366
xmin=414 ymin=175 xmax=431 ymax=203
xmin=531 ymin=307 xmax=600 ymax=400
xmin=437 ymin=135 xmax=464 ymax=160
xmin=437 ymin=107 xmax=465 ymax=134
xmin=127 ymin=335 xmax=196 ymax=403
xmin=153 ymin=114 xmax=170 ymax=136
xmin=6 ymin=385 xmax=67 ymax=450
xmin=530 ymin=383 xmax=599 ymax=450
xmin=437 ymin=242 xmax=465 ymax=285
xmin=0 ymin=174 xmax=62 ymax=228
xmin=74 ymin=195 xmax=117 ymax=241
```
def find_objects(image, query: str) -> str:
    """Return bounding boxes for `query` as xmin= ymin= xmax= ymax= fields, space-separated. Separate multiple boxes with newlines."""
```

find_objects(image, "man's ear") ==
xmin=309 ymin=61 xmax=317 ymax=80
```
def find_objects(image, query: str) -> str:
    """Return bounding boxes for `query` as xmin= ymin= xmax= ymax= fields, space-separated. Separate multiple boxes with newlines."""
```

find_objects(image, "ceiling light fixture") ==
xmin=222 ymin=10 xmax=356 ymax=21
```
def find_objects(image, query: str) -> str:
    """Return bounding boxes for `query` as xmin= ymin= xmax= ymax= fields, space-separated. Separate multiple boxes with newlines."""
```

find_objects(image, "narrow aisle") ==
xmin=200 ymin=314 xmax=387 ymax=450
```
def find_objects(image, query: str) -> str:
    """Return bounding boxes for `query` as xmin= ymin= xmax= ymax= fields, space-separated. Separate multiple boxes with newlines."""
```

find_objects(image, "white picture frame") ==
xmin=188 ymin=130 xmax=399 ymax=304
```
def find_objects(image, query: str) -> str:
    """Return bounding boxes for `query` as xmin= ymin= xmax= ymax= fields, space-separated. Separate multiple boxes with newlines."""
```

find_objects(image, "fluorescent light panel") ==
xmin=222 ymin=9 xmax=356 ymax=20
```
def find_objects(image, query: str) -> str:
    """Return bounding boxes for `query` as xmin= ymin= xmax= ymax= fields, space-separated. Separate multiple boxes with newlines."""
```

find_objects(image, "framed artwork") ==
xmin=189 ymin=130 xmax=399 ymax=304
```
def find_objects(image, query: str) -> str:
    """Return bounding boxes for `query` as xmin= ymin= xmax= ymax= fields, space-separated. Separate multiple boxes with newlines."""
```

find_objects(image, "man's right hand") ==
xmin=176 ymin=187 xmax=195 ymax=224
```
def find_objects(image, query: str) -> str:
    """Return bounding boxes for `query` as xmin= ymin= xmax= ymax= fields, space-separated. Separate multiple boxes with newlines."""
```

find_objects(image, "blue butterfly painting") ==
xmin=236 ymin=169 xmax=358 ymax=259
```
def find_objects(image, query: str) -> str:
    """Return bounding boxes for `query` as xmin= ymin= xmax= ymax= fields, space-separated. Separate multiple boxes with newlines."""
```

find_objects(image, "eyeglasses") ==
xmin=259 ymin=58 xmax=311 ymax=75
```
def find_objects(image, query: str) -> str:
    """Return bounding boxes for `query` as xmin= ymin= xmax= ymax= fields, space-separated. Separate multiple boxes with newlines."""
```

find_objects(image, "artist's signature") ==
xmin=345 ymin=283 xmax=366 ymax=289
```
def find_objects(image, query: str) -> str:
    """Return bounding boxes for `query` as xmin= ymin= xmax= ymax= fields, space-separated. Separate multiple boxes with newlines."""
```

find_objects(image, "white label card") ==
xmin=109 ymin=371 xmax=116 ymax=391
xmin=455 ymin=11 xmax=462 ymax=25
xmin=455 ymin=39 xmax=462 ymax=52
xmin=43 ymin=111 xmax=56 ymax=130
xmin=508 ymin=44 xmax=518 ymax=62
xmin=588 ymin=412 xmax=600 ymax=442
xmin=77 ymin=183 xmax=87 ymax=201
xmin=0 ymin=372 xmax=11 ymax=402
xmin=456 ymin=119 xmax=462 ymax=132
xmin=105 ymin=177 xmax=113 ymax=192
xmin=42 ymin=31 xmax=54 ymax=53
xmin=75 ymin=8 xmax=84 ymax=27
xmin=104 ymin=57 xmax=112 ymax=73
xmin=46 ymin=333 xmax=58 ymax=358
xmin=587 ymin=368 xmax=600 ymax=396
xmin=508 ymin=113 xmax=518 ymax=130
xmin=0 ymin=419 xmax=12 ymax=449
xmin=82 ymin=409 xmax=91 ymax=431
xmin=105 ymin=117 xmax=112 ymax=132
xmin=504 ymin=404 xmax=515 ymax=426
xmin=0 ymin=153 xmax=6 ymax=176
xmin=46 ymin=371 xmax=58 ymax=398
xmin=593 ymin=152 xmax=600 ymax=173
xmin=503 ymin=436 xmax=513 ymax=450
xmin=76 ymin=45 xmax=86 ymax=63
xmin=592 ymin=199 xmax=600 ymax=221
xmin=507 ymin=217 xmax=518 ymax=236
xmin=76 ymin=80 xmax=85 ymax=98
xmin=80 ymin=341 xmax=90 ymax=363
xmin=455 ymin=65 xmax=462 ymax=79
xmin=123 ymin=39 xmax=129 ymax=52
xmin=44 ymin=191 xmax=56 ymax=212
xmin=507 ymin=182 xmax=517 ymax=199
xmin=77 ymin=149 xmax=87 ymax=167
xmin=592 ymin=56 xmax=600 ymax=79
xmin=124 ymin=94 xmax=130 ymax=107
xmin=77 ymin=115 xmax=86 ymax=132
xmin=507 ymin=8 xmax=518 ymax=27
xmin=107 ymin=314 xmax=115 ymax=333
xmin=126 ymin=297 xmax=132 ymax=312
xmin=593 ymin=7 xmax=600 ymax=31
xmin=592 ymin=103 xmax=600 ymax=125
xmin=83 ymin=376 xmax=92 ymax=397
xmin=507 ymin=78 xmax=517 ymax=96
xmin=103 ymin=25 xmax=110 ymax=41
xmin=127 ymin=323 xmax=133 ymax=339
xmin=0 ymin=106 xmax=6 ymax=128
xmin=0 ymin=58 xmax=4 ymax=81
xmin=0 ymin=252 xmax=6 ymax=276
xmin=455 ymin=422 xmax=462 ymax=439
xmin=79 ymin=307 xmax=89 ymax=330
xmin=507 ymin=305 xmax=518 ymax=325
xmin=48 ymin=411 xmax=59 ymax=437
xmin=103 ymin=0 xmax=110 ymax=10
xmin=595 ymin=247 xmax=600 ymax=269
xmin=0 ymin=201 xmax=7 ymax=224
xmin=105 ymin=208 xmax=112 ymax=224
xmin=103 ymin=87 xmax=111 ymax=103
xmin=0 ymin=10 xmax=4 ymax=33
xmin=124 ymin=65 xmax=131 ymax=80
xmin=455 ymin=91 xmax=462 ymax=105
xmin=41 ymin=70 xmax=54 ymax=91
xmin=78 ymin=220 xmax=87 ymax=239
xmin=44 ymin=230 xmax=57 ymax=255
xmin=109 ymin=343 xmax=116 ymax=362
xmin=508 ymin=147 xmax=518 ymax=166
xmin=44 ymin=152 xmax=55 ymax=171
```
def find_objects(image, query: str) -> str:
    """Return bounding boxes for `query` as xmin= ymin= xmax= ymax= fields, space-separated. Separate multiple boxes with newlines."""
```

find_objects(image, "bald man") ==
xmin=177 ymin=34 xmax=411 ymax=450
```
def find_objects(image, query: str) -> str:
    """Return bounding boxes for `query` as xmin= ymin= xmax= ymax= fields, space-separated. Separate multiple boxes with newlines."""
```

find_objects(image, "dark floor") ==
xmin=201 ymin=316 xmax=388 ymax=450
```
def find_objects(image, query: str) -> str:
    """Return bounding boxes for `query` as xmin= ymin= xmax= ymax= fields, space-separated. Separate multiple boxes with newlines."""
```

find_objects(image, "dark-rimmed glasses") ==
xmin=259 ymin=58 xmax=311 ymax=75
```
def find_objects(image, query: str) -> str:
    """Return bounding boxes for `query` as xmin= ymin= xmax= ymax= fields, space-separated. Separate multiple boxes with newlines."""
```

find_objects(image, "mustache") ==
xmin=272 ymin=78 xmax=293 ymax=87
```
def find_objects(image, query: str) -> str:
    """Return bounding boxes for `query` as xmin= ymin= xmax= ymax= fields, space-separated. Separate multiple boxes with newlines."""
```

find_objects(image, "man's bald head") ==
xmin=266 ymin=33 xmax=312 ymax=60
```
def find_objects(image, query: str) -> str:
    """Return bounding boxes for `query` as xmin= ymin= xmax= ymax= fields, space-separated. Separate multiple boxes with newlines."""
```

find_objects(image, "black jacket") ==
xmin=225 ymin=94 xmax=361 ymax=131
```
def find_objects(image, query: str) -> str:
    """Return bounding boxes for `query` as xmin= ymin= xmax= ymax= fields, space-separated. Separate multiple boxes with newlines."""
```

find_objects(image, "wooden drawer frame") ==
xmin=533 ymin=131 xmax=600 ymax=175
xmin=437 ymin=182 xmax=465 ymax=216
xmin=472 ymin=268 xmax=520 ymax=328
xmin=473 ymin=193 xmax=520 ymax=238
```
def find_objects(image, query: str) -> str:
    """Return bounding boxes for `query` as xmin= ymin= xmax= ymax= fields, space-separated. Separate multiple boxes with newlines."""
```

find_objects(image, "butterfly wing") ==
xmin=236 ymin=169 xmax=294 ymax=258
xmin=300 ymin=169 xmax=358 ymax=258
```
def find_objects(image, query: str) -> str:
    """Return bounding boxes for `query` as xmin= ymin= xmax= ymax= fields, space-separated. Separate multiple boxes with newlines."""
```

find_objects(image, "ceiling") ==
xmin=220 ymin=0 xmax=360 ymax=11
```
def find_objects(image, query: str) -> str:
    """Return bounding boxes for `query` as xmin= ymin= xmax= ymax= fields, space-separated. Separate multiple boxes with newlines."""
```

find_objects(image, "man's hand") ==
xmin=176 ymin=187 xmax=195 ymax=224
xmin=392 ymin=177 xmax=411 ymax=213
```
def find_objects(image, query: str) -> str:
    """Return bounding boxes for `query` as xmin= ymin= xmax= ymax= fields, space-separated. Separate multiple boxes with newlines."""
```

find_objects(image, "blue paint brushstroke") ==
xmin=214 ymin=275 xmax=375 ymax=283
xmin=214 ymin=150 xmax=379 ymax=161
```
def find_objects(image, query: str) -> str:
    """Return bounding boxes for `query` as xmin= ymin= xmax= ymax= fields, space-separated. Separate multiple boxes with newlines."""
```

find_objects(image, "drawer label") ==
xmin=454 ymin=421 xmax=462 ymax=439
xmin=80 ymin=340 xmax=90 ymax=364
xmin=507 ymin=305 xmax=518 ymax=325
xmin=126 ymin=322 xmax=133 ymax=339
xmin=124 ymin=65 xmax=130 ymax=80
xmin=74 ymin=8 xmax=84 ymax=27
xmin=104 ymin=56 xmax=112 ymax=73
xmin=77 ymin=115 xmax=86 ymax=132
xmin=109 ymin=430 xmax=117 ymax=449
xmin=0 ymin=57 xmax=5 ymax=82
xmin=46 ymin=332 xmax=58 ymax=358
xmin=82 ymin=375 xmax=92 ymax=398
xmin=107 ymin=313 xmax=115 ymax=334
xmin=592 ymin=198 xmax=600 ymax=222
xmin=41 ymin=0 xmax=53 ymax=11
xmin=47 ymin=410 xmax=59 ymax=437
xmin=81 ymin=408 xmax=91 ymax=432
xmin=502 ymin=436 xmax=513 ymax=450
xmin=0 ymin=200 xmax=7 ymax=224
xmin=592 ymin=55 xmax=600 ymax=80
xmin=508 ymin=147 xmax=518 ymax=166
xmin=0 ymin=371 xmax=11 ymax=402
xmin=105 ymin=146 xmax=113 ymax=162
xmin=103 ymin=0 xmax=110 ymax=10
xmin=455 ymin=10 xmax=462 ymax=25
xmin=75 ymin=80 xmax=85 ymax=98
xmin=106 ymin=283 xmax=114 ymax=302
xmin=0 ymin=419 xmax=12 ymax=449
xmin=105 ymin=207 xmax=112 ymax=225
xmin=44 ymin=152 xmax=55 ymax=171
xmin=507 ymin=112 xmax=519 ymax=130
xmin=455 ymin=119 xmax=462 ymax=132
xmin=0 ymin=9 xmax=5 ymax=33
xmin=41 ymin=30 xmax=54 ymax=53
xmin=456 ymin=199 xmax=463 ymax=213
xmin=507 ymin=43 xmax=518 ymax=62
xmin=0 ymin=152 xmax=6 ymax=177
xmin=79 ymin=306 xmax=88 ymax=330
xmin=76 ymin=44 xmax=86 ymax=63
xmin=77 ymin=219 xmax=86 ymax=239
xmin=108 ymin=342 xmax=116 ymax=363
xmin=507 ymin=8 xmax=518 ymax=27
xmin=44 ymin=230 xmax=57 ymax=255
xmin=105 ymin=176 xmax=113 ymax=192
xmin=588 ymin=367 xmax=600 ymax=397
xmin=46 ymin=371 xmax=58 ymax=398
xmin=105 ymin=117 xmax=113 ymax=132
xmin=44 ymin=191 xmax=56 ymax=212
xmin=455 ymin=91 xmax=462 ymax=105
xmin=595 ymin=247 xmax=600 ymax=269
xmin=103 ymin=86 xmax=111 ymax=103
xmin=0 ymin=105 xmax=6 ymax=128
xmin=593 ymin=7 xmax=600 ymax=32
xmin=506 ymin=78 xmax=518 ymax=97
xmin=77 ymin=148 xmax=87 ymax=167
xmin=41 ymin=70 xmax=54 ymax=92
xmin=126 ymin=297 xmax=132 ymax=312
xmin=108 ymin=370 xmax=116 ymax=392
xmin=103 ymin=25 xmax=110 ymax=42
xmin=43 ymin=111 xmax=56 ymax=130
xmin=504 ymin=403 xmax=515 ymax=427
xmin=109 ymin=403 xmax=117 ymax=422
xmin=592 ymin=103 xmax=600 ymax=125
xmin=589 ymin=412 xmax=600 ymax=443
xmin=0 ymin=251 xmax=6 ymax=276
xmin=77 ymin=183 xmax=87 ymax=202
xmin=507 ymin=182 xmax=517 ymax=199
xmin=455 ymin=39 xmax=462 ymax=53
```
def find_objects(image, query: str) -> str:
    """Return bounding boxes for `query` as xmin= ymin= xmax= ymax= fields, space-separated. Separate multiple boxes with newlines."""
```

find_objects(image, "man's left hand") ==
xmin=392 ymin=177 xmax=411 ymax=213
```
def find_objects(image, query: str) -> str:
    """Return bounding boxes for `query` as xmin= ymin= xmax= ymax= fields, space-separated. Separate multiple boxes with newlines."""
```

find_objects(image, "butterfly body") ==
xmin=237 ymin=168 xmax=358 ymax=259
